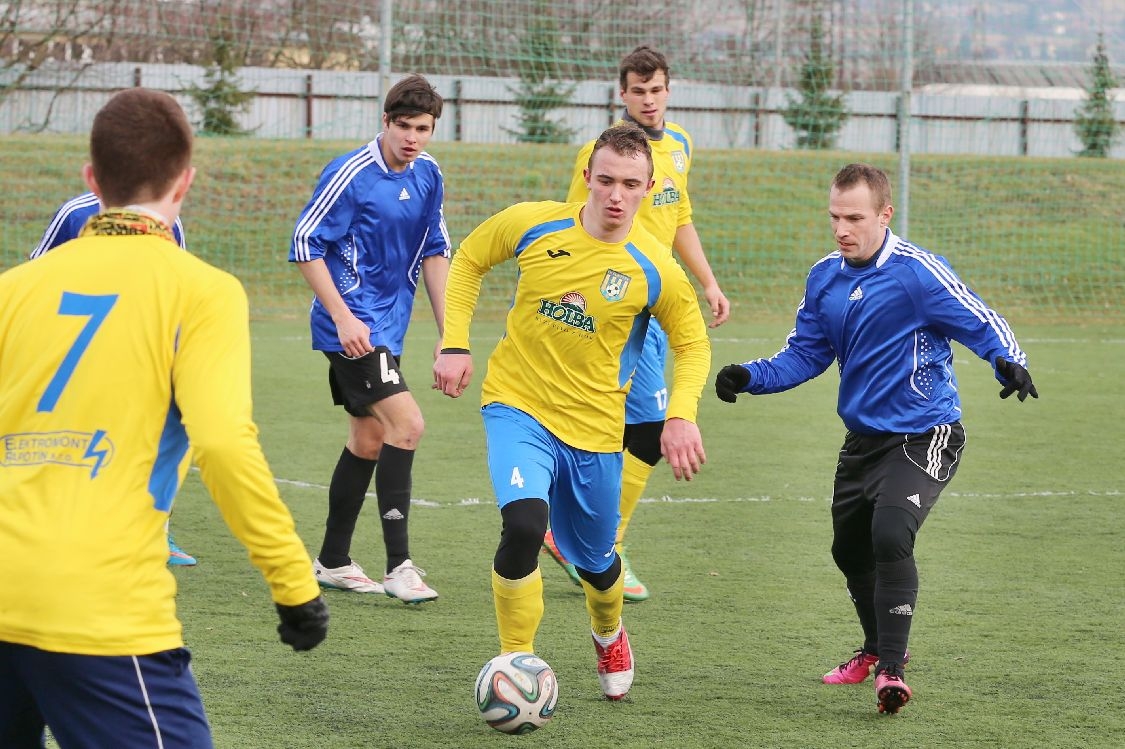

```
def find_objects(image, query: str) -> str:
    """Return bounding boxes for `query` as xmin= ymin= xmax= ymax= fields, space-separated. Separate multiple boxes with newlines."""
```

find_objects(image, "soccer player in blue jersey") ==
xmin=290 ymin=74 xmax=449 ymax=604
xmin=32 ymin=192 xmax=196 ymax=567
xmin=543 ymin=46 xmax=730 ymax=602
xmin=715 ymin=162 xmax=1037 ymax=715
xmin=434 ymin=124 xmax=711 ymax=700
xmin=0 ymin=87 xmax=328 ymax=749
xmin=32 ymin=191 xmax=186 ymax=258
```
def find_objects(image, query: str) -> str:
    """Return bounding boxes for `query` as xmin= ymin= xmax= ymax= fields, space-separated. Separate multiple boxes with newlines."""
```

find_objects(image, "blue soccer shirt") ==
xmin=31 ymin=192 xmax=186 ymax=256
xmin=289 ymin=134 xmax=451 ymax=355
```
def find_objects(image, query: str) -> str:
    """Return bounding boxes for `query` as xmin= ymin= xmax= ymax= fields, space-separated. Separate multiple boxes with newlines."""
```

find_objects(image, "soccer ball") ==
xmin=474 ymin=652 xmax=558 ymax=734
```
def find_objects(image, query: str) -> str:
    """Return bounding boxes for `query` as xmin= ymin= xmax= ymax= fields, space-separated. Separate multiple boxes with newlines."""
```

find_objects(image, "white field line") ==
xmin=269 ymin=475 xmax=1120 ymax=507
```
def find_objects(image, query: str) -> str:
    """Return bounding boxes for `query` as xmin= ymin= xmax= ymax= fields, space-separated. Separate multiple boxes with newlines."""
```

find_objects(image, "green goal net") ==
xmin=2 ymin=0 xmax=1122 ymax=321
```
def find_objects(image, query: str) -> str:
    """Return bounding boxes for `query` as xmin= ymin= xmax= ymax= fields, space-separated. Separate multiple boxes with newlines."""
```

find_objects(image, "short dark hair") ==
xmin=833 ymin=162 xmax=892 ymax=210
xmin=619 ymin=45 xmax=670 ymax=90
xmin=384 ymin=74 xmax=443 ymax=121
xmin=89 ymin=88 xmax=192 ymax=207
xmin=588 ymin=123 xmax=654 ymax=181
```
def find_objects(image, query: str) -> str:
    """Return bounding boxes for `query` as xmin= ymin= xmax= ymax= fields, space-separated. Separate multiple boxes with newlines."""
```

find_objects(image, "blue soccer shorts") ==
xmin=481 ymin=403 xmax=623 ymax=574
xmin=0 ymin=642 xmax=213 ymax=749
xmin=624 ymin=321 xmax=669 ymax=425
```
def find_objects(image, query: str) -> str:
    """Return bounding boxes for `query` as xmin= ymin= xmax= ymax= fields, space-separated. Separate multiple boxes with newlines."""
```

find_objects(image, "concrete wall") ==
xmin=2 ymin=62 xmax=1122 ymax=158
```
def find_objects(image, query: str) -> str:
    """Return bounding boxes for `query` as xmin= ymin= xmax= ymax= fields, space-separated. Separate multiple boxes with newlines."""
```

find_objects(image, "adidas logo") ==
xmin=907 ymin=493 xmax=921 ymax=507
xmin=849 ymin=286 xmax=864 ymax=301
xmin=398 ymin=187 xmax=410 ymax=201
xmin=889 ymin=603 xmax=914 ymax=616
xmin=382 ymin=508 xmax=405 ymax=520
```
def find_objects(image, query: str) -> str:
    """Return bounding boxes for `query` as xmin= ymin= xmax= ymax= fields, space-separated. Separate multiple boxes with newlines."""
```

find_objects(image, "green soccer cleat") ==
xmin=617 ymin=546 xmax=650 ymax=602
xmin=541 ymin=530 xmax=581 ymax=586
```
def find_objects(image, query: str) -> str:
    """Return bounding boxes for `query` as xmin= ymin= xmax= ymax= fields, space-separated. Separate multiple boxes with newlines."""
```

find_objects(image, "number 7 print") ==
xmin=38 ymin=292 xmax=119 ymax=413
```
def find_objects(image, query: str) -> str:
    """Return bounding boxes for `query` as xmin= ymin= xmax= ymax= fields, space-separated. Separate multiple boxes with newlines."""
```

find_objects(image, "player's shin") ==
xmin=579 ymin=560 xmax=625 ymax=638
xmin=492 ymin=568 xmax=544 ymax=653
xmin=873 ymin=557 xmax=918 ymax=666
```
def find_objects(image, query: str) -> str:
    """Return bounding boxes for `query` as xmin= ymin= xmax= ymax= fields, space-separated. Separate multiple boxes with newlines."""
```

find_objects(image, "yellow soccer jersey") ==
xmin=0 ymin=228 xmax=319 ymax=656
xmin=443 ymin=201 xmax=710 ymax=453
xmin=567 ymin=120 xmax=694 ymax=246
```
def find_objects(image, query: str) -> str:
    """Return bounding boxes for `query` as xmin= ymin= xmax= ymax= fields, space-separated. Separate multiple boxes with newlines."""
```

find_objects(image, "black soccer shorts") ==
xmin=324 ymin=348 xmax=410 ymax=417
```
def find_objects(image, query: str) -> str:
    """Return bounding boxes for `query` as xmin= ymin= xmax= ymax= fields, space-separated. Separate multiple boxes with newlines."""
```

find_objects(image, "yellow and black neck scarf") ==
xmin=79 ymin=209 xmax=175 ymax=244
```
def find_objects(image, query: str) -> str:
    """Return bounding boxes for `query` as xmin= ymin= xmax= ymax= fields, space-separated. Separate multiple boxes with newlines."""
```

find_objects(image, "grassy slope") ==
xmin=2 ymin=136 xmax=1123 ymax=320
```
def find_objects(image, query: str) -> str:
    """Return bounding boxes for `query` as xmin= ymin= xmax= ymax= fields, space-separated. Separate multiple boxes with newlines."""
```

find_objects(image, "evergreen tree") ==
xmin=186 ymin=27 xmax=255 ymax=136
xmin=782 ymin=15 xmax=848 ymax=150
xmin=505 ymin=5 xmax=575 ymax=144
xmin=1074 ymin=34 xmax=1119 ymax=158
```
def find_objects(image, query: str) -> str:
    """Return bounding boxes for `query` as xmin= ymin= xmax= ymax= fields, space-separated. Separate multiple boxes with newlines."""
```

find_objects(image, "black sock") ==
xmin=318 ymin=447 xmax=376 ymax=568
xmin=844 ymin=571 xmax=879 ymax=653
xmin=376 ymin=443 xmax=415 ymax=572
xmin=873 ymin=556 xmax=918 ymax=666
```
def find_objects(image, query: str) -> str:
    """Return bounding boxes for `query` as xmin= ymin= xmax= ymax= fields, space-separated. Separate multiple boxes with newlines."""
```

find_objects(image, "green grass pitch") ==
xmin=8 ymin=133 xmax=1120 ymax=748
xmin=148 ymin=317 xmax=1124 ymax=749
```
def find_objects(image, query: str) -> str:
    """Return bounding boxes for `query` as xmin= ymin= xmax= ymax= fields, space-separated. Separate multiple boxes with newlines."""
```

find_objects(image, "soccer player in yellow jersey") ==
xmin=544 ymin=46 xmax=730 ymax=601
xmin=434 ymin=124 xmax=710 ymax=700
xmin=0 ymin=88 xmax=328 ymax=749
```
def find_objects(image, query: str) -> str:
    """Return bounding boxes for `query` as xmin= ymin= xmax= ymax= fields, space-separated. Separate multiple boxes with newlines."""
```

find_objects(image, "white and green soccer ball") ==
xmin=474 ymin=652 xmax=558 ymax=734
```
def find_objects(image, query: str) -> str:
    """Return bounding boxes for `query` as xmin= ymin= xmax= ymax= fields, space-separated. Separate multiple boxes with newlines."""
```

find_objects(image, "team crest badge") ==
xmin=672 ymin=150 xmax=686 ymax=172
xmin=600 ymin=270 xmax=631 ymax=302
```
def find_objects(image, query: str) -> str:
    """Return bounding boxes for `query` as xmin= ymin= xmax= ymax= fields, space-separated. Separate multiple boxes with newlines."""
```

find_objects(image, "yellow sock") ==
xmin=581 ymin=568 xmax=624 ymax=638
xmin=492 ymin=568 xmax=544 ymax=653
xmin=617 ymin=450 xmax=655 ymax=544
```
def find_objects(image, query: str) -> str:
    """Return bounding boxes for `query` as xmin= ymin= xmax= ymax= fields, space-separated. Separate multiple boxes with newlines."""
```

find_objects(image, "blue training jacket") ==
xmin=740 ymin=230 xmax=1027 ymax=435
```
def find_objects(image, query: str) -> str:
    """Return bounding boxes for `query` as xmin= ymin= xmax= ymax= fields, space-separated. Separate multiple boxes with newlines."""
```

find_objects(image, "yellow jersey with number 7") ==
xmin=0 ymin=229 xmax=319 ymax=656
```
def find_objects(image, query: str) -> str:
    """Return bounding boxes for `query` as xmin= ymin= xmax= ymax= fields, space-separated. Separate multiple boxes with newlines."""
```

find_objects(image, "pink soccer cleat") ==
xmin=875 ymin=664 xmax=913 ymax=714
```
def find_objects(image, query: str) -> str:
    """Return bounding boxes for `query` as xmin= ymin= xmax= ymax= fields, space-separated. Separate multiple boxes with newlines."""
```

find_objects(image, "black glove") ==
xmin=276 ymin=596 xmax=329 ymax=652
xmin=715 ymin=364 xmax=751 ymax=403
xmin=995 ymin=357 xmax=1038 ymax=402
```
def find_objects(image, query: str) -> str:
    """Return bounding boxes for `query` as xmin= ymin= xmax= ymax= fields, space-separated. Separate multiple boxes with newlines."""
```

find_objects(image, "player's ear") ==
xmin=171 ymin=166 xmax=196 ymax=204
xmin=82 ymin=163 xmax=101 ymax=200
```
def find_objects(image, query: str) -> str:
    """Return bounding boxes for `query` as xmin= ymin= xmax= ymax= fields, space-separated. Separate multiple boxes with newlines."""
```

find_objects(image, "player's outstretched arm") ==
xmin=434 ymin=350 xmax=473 ymax=398
xmin=715 ymin=364 xmax=751 ymax=403
xmin=660 ymin=417 xmax=706 ymax=481
xmin=994 ymin=357 xmax=1038 ymax=402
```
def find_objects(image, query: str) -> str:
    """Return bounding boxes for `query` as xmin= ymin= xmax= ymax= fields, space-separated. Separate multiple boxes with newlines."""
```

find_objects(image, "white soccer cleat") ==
xmin=314 ymin=558 xmax=384 ymax=594
xmin=383 ymin=559 xmax=439 ymax=604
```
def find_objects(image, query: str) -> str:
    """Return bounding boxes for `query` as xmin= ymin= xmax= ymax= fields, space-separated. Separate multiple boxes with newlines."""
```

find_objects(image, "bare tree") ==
xmin=1 ymin=0 xmax=125 ymax=115
xmin=270 ymin=0 xmax=366 ymax=69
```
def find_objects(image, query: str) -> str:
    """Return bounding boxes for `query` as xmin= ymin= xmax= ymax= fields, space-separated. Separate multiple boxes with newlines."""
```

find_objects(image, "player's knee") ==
xmin=383 ymin=410 xmax=425 ymax=449
xmin=831 ymin=542 xmax=873 ymax=577
xmin=346 ymin=432 xmax=384 ymax=460
xmin=576 ymin=554 xmax=622 ymax=592
xmin=494 ymin=499 xmax=549 ymax=579
xmin=871 ymin=507 xmax=918 ymax=563
xmin=623 ymin=421 xmax=664 ymax=465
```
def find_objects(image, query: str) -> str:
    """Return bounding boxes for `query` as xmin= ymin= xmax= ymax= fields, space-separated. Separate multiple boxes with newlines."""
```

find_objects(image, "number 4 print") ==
xmin=38 ymin=292 xmax=119 ymax=413
xmin=379 ymin=351 xmax=401 ymax=385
